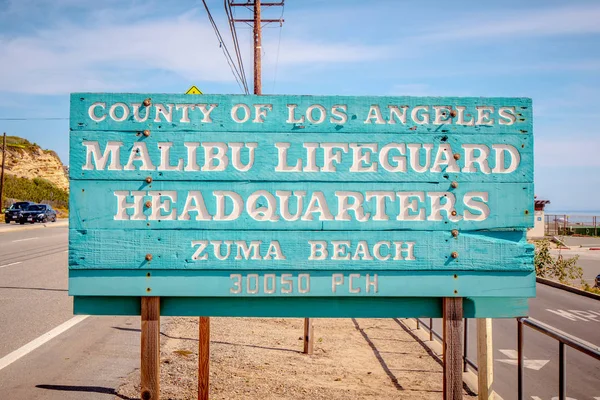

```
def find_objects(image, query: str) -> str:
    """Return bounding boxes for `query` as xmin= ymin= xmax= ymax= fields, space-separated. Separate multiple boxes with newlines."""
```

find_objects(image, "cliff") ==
xmin=3 ymin=136 xmax=69 ymax=191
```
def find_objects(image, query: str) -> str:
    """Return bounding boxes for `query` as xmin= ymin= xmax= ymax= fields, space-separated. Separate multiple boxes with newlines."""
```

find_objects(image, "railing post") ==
xmin=463 ymin=318 xmax=468 ymax=372
xmin=517 ymin=319 xmax=524 ymax=400
xmin=417 ymin=318 xmax=420 ymax=329
xmin=559 ymin=342 xmax=566 ymax=400
xmin=429 ymin=318 xmax=433 ymax=341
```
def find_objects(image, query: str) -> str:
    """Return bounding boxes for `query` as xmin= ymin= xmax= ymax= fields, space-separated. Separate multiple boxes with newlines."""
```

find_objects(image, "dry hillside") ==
xmin=3 ymin=136 xmax=69 ymax=191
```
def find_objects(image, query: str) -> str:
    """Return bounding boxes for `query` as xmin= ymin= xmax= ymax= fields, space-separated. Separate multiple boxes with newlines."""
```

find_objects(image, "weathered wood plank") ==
xmin=69 ymin=131 xmax=532 ymax=183
xmin=70 ymin=93 xmax=532 ymax=134
xmin=69 ymin=181 xmax=534 ymax=230
xmin=73 ymin=296 xmax=531 ymax=318
xmin=69 ymin=229 xmax=533 ymax=271
xmin=68 ymin=270 xmax=536 ymax=298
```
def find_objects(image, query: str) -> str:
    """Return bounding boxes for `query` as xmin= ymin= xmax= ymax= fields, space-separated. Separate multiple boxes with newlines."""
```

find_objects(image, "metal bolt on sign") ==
xmin=143 ymin=129 xmax=151 ymax=137
xmin=145 ymin=254 xmax=153 ymax=262
xmin=451 ymin=181 xmax=459 ymax=189
xmin=145 ymin=177 xmax=153 ymax=184
xmin=451 ymin=252 xmax=459 ymax=259
xmin=143 ymin=98 xmax=152 ymax=107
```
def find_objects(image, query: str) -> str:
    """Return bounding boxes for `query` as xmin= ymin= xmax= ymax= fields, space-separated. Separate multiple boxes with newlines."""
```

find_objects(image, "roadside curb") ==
xmin=0 ymin=220 xmax=68 ymax=235
xmin=537 ymin=277 xmax=600 ymax=300
xmin=397 ymin=318 xmax=504 ymax=400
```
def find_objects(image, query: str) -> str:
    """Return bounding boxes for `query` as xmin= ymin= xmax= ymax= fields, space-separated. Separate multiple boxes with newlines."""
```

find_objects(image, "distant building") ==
xmin=527 ymin=197 xmax=550 ymax=238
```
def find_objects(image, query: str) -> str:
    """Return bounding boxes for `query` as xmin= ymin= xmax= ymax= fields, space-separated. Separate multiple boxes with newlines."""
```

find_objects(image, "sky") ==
xmin=0 ymin=0 xmax=598 ymax=212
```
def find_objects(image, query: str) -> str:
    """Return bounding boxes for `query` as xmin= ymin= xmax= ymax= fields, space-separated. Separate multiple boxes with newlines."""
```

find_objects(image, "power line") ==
xmin=0 ymin=118 xmax=68 ymax=121
xmin=271 ymin=1 xmax=284 ymax=93
xmin=225 ymin=0 xmax=250 ymax=94
xmin=201 ymin=0 xmax=247 ymax=93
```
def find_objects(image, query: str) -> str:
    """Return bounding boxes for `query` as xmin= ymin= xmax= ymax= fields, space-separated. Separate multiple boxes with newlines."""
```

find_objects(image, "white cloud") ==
xmin=416 ymin=5 xmax=600 ymax=41
xmin=0 ymin=10 xmax=385 ymax=95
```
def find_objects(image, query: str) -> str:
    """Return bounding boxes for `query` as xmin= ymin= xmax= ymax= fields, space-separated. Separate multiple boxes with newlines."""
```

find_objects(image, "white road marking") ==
xmin=499 ymin=349 xmax=518 ymax=358
xmin=0 ymin=261 xmax=22 ymax=269
xmin=498 ymin=348 xmax=549 ymax=371
xmin=11 ymin=237 xmax=39 ymax=243
xmin=532 ymin=397 xmax=578 ymax=400
xmin=0 ymin=315 xmax=89 ymax=372
xmin=499 ymin=358 xmax=549 ymax=370
xmin=546 ymin=309 xmax=600 ymax=322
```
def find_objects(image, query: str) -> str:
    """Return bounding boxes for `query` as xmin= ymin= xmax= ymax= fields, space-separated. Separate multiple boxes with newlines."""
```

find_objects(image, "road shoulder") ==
xmin=117 ymin=317 xmax=478 ymax=399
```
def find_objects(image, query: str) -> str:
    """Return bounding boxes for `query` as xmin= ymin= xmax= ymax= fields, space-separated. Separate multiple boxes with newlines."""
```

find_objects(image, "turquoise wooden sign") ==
xmin=69 ymin=94 xmax=534 ymax=318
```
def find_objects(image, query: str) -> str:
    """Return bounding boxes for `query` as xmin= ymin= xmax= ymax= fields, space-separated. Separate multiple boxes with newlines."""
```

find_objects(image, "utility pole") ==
xmin=253 ymin=0 xmax=262 ymax=94
xmin=229 ymin=1 xmax=284 ymax=95
xmin=0 ymin=133 xmax=6 ymax=212
xmin=228 ymin=1 xmax=318 ymax=355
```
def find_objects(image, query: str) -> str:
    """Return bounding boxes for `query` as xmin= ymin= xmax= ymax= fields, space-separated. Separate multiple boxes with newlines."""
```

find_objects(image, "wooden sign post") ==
xmin=477 ymin=318 xmax=494 ymax=399
xmin=68 ymin=94 xmax=534 ymax=400
xmin=198 ymin=317 xmax=210 ymax=400
xmin=443 ymin=298 xmax=463 ymax=399
xmin=182 ymin=86 xmax=211 ymax=400
xmin=303 ymin=318 xmax=314 ymax=355
xmin=141 ymin=297 xmax=160 ymax=400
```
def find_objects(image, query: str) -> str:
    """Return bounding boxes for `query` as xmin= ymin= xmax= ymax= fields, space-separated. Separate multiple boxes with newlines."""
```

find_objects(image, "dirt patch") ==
xmin=117 ymin=317 xmax=475 ymax=400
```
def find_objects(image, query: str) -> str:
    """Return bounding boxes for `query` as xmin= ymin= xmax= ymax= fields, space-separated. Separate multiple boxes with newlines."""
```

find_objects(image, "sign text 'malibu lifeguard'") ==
xmin=69 ymin=94 xmax=534 ymax=318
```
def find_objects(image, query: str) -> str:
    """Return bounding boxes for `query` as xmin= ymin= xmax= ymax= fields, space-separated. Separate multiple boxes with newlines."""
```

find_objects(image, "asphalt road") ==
xmin=428 ymin=283 xmax=600 ymax=400
xmin=554 ymin=236 xmax=600 ymax=286
xmin=0 ymin=225 xmax=140 ymax=399
xmin=1 ymin=224 xmax=598 ymax=399
xmin=549 ymin=247 xmax=600 ymax=287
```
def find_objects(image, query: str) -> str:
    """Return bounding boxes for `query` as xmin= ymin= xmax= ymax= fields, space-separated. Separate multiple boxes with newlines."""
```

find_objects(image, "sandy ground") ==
xmin=116 ymin=317 xmax=476 ymax=400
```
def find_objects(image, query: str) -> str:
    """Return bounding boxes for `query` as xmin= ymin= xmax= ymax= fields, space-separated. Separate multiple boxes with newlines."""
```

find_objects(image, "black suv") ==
xmin=4 ymin=201 xmax=35 ymax=224
xmin=19 ymin=204 xmax=57 ymax=224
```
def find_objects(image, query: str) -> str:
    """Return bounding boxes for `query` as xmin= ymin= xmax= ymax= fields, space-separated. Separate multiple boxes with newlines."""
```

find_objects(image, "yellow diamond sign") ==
xmin=185 ymin=85 xmax=203 ymax=95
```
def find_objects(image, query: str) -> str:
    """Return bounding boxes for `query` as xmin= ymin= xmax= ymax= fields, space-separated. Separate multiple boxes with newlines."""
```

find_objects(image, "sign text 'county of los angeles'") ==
xmin=69 ymin=94 xmax=534 ymax=318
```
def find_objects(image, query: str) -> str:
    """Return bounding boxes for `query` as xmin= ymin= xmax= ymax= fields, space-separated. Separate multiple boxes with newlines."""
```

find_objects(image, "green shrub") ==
xmin=534 ymin=239 xmax=583 ymax=284
xmin=2 ymin=175 xmax=68 ymax=210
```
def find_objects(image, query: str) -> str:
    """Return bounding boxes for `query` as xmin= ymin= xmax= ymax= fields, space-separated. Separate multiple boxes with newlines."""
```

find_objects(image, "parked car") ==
xmin=4 ymin=201 xmax=35 ymax=224
xmin=19 ymin=204 xmax=57 ymax=224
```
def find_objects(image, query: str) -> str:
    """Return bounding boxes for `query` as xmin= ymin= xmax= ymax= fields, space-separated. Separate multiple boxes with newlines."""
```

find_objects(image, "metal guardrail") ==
xmin=417 ymin=316 xmax=600 ymax=400
xmin=517 ymin=317 xmax=600 ymax=400
xmin=545 ymin=214 xmax=600 ymax=236
xmin=415 ymin=318 xmax=478 ymax=373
